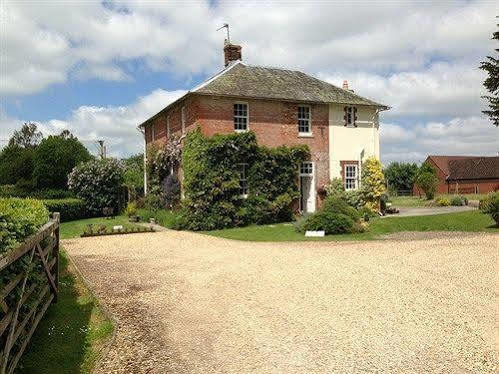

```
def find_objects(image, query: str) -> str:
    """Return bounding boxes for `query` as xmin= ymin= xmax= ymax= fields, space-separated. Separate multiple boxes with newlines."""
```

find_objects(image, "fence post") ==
xmin=53 ymin=212 xmax=60 ymax=303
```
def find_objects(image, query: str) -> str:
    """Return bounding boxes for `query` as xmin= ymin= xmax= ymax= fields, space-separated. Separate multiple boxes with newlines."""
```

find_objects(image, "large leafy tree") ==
xmin=480 ymin=22 xmax=499 ymax=126
xmin=0 ymin=122 xmax=42 ymax=186
xmin=33 ymin=131 xmax=92 ymax=189
xmin=384 ymin=162 xmax=419 ymax=193
xmin=8 ymin=122 xmax=43 ymax=148
xmin=415 ymin=163 xmax=439 ymax=200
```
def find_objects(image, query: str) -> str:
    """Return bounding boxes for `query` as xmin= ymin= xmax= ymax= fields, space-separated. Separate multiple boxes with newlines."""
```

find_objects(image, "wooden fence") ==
xmin=0 ymin=213 xmax=60 ymax=374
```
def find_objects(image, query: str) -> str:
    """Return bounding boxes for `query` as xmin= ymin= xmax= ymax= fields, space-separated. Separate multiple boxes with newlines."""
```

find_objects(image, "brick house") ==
xmin=139 ymin=42 xmax=389 ymax=213
xmin=413 ymin=155 xmax=499 ymax=195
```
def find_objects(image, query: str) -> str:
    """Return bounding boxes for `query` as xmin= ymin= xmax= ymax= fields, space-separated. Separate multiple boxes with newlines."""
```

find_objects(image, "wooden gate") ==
xmin=0 ymin=213 xmax=60 ymax=374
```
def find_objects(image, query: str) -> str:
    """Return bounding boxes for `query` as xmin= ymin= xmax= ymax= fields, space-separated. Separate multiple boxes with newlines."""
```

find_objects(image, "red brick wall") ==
xmin=143 ymin=94 xmax=331 ymax=208
xmin=413 ymin=157 xmax=449 ymax=196
xmin=448 ymin=180 xmax=499 ymax=194
xmin=144 ymin=95 xmax=199 ymax=148
xmin=195 ymin=95 xmax=330 ymax=205
xmin=412 ymin=157 xmax=499 ymax=196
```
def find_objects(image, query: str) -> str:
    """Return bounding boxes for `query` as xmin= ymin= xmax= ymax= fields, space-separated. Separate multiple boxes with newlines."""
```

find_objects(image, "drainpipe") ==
xmin=372 ymin=108 xmax=380 ymax=158
xmin=138 ymin=126 xmax=147 ymax=195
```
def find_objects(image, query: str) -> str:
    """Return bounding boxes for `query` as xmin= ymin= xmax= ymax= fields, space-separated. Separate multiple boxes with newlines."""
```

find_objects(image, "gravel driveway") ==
xmin=64 ymin=231 xmax=498 ymax=373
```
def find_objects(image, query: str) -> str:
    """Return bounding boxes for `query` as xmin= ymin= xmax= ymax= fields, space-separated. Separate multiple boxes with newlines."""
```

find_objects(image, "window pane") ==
xmin=298 ymin=106 xmax=311 ymax=133
xmin=234 ymin=104 xmax=248 ymax=131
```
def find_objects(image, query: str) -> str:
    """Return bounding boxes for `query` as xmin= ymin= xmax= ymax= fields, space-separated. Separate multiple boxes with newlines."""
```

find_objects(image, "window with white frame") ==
xmin=344 ymin=106 xmax=357 ymax=127
xmin=181 ymin=106 xmax=186 ymax=134
xmin=234 ymin=103 xmax=248 ymax=131
xmin=300 ymin=162 xmax=313 ymax=176
xmin=238 ymin=163 xmax=249 ymax=197
xmin=344 ymin=164 xmax=358 ymax=190
xmin=298 ymin=105 xmax=311 ymax=134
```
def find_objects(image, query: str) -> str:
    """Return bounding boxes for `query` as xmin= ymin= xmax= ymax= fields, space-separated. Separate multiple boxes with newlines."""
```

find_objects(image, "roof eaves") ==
xmin=138 ymin=92 xmax=191 ymax=129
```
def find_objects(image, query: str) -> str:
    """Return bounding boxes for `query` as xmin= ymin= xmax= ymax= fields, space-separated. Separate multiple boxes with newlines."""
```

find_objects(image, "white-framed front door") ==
xmin=299 ymin=162 xmax=316 ymax=213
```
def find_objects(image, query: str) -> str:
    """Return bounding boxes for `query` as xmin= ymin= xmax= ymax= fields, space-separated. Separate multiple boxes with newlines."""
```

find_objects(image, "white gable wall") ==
xmin=328 ymin=104 xmax=380 ymax=180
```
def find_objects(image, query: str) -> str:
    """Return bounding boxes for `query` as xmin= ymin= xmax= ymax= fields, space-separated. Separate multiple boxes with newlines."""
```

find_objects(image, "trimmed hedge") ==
xmin=42 ymin=198 xmax=92 ymax=222
xmin=0 ymin=185 xmax=74 ymax=199
xmin=0 ymin=198 xmax=49 ymax=254
xmin=175 ymin=128 xmax=309 ymax=231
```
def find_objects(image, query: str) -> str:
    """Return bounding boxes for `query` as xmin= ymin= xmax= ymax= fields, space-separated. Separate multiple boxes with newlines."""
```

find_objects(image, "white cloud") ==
xmin=0 ymin=89 xmax=186 ymax=157
xmin=380 ymin=116 xmax=499 ymax=164
xmin=319 ymin=62 xmax=488 ymax=118
xmin=2 ymin=0 xmax=497 ymax=96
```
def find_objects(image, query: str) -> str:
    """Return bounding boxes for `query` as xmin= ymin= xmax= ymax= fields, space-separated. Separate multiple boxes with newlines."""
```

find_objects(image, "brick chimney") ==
xmin=342 ymin=80 xmax=354 ymax=92
xmin=224 ymin=40 xmax=242 ymax=67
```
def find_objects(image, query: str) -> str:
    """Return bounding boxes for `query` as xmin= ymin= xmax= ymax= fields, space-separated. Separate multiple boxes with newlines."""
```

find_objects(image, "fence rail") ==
xmin=0 ymin=213 xmax=60 ymax=374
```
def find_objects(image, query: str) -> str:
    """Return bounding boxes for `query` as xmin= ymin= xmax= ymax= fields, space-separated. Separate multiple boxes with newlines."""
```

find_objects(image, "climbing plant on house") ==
xmin=174 ymin=128 xmax=309 ymax=230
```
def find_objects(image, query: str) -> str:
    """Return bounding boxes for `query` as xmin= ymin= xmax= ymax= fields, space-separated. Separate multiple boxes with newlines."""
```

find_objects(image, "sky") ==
xmin=1 ymin=0 xmax=498 ymax=164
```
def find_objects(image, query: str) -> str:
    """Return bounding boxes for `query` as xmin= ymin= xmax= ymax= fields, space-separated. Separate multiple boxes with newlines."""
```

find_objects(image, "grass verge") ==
xmin=204 ymin=210 xmax=498 ymax=242
xmin=60 ymin=215 xmax=142 ymax=239
xmin=18 ymin=250 xmax=113 ymax=373
xmin=391 ymin=194 xmax=487 ymax=208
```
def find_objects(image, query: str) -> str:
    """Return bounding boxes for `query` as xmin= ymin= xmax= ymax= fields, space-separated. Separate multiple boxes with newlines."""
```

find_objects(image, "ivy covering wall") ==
xmin=175 ymin=128 xmax=309 ymax=230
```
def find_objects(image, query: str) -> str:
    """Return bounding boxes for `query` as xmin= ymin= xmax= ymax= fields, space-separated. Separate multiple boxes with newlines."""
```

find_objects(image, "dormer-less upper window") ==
xmin=344 ymin=106 xmax=357 ymax=127
xmin=298 ymin=105 xmax=311 ymax=134
xmin=234 ymin=103 xmax=248 ymax=132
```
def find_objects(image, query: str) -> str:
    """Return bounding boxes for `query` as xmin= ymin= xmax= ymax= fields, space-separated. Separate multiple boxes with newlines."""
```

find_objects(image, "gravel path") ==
xmin=385 ymin=205 xmax=475 ymax=217
xmin=64 ymin=231 xmax=499 ymax=373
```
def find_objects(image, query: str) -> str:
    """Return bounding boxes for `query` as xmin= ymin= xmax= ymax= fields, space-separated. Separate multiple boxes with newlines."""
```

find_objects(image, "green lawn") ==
xmin=391 ymin=194 xmax=487 ymax=208
xmin=204 ymin=211 xmax=498 ymax=242
xmin=18 ymin=250 xmax=113 ymax=373
xmin=60 ymin=215 xmax=143 ymax=239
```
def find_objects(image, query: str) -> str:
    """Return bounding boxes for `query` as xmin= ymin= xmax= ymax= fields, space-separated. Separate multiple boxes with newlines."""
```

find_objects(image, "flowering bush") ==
xmin=152 ymin=134 xmax=184 ymax=181
xmin=361 ymin=157 xmax=386 ymax=213
xmin=68 ymin=158 xmax=125 ymax=215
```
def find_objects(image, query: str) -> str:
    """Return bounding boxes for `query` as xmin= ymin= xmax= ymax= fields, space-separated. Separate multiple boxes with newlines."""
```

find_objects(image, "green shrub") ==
xmin=144 ymin=193 xmax=164 ymax=211
xmin=295 ymin=195 xmax=363 ymax=236
xmin=435 ymin=197 xmax=451 ymax=207
xmin=163 ymin=174 xmax=181 ymax=208
xmin=344 ymin=189 xmax=365 ymax=210
xmin=480 ymin=192 xmax=499 ymax=225
xmin=68 ymin=158 xmax=125 ymax=215
xmin=42 ymin=198 xmax=90 ymax=222
xmin=125 ymin=202 xmax=138 ymax=217
xmin=415 ymin=163 xmax=439 ymax=200
xmin=178 ymin=128 xmax=309 ymax=230
xmin=324 ymin=178 xmax=344 ymax=196
xmin=450 ymin=196 xmax=466 ymax=206
xmin=138 ymin=208 xmax=180 ymax=228
xmin=0 ymin=198 xmax=49 ymax=254
xmin=33 ymin=133 xmax=92 ymax=189
xmin=0 ymin=145 xmax=35 ymax=186
xmin=300 ymin=211 xmax=354 ymax=235
xmin=322 ymin=196 xmax=360 ymax=221
xmin=0 ymin=185 xmax=74 ymax=199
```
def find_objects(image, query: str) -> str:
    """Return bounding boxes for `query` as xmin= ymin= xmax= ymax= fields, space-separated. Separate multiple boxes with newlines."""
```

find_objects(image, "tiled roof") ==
xmin=428 ymin=155 xmax=480 ymax=176
xmin=195 ymin=62 xmax=388 ymax=108
xmin=447 ymin=157 xmax=499 ymax=181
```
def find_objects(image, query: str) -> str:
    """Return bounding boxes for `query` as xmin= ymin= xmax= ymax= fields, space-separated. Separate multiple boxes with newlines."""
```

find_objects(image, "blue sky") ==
xmin=1 ymin=0 xmax=498 ymax=163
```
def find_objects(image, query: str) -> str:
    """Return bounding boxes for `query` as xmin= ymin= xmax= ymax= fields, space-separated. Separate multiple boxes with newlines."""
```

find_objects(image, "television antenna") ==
xmin=217 ymin=23 xmax=230 ymax=43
